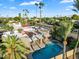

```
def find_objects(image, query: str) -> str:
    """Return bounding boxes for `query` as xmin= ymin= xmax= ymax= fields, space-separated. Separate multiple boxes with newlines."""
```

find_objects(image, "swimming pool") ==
xmin=32 ymin=42 xmax=62 ymax=59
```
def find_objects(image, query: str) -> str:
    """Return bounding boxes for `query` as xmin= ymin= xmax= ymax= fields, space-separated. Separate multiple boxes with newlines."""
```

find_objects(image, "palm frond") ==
xmin=1 ymin=35 xmax=30 ymax=59
xmin=73 ymin=0 xmax=79 ymax=12
xmin=72 ymin=9 xmax=78 ymax=13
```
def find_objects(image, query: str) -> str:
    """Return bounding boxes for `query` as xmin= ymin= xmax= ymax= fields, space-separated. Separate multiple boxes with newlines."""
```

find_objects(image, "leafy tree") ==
xmin=69 ymin=40 xmax=79 ymax=49
xmin=71 ymin=14 xmax=79 ymax=20
xmin=2 ymin=25 xmax=14 ymax=31
xmin=14 ymin=17 xmax=21 ymax=22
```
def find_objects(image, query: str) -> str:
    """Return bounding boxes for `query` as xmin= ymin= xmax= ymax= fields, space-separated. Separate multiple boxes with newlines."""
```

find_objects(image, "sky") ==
xmin=0 ymin=0 xmax=76 ymax=17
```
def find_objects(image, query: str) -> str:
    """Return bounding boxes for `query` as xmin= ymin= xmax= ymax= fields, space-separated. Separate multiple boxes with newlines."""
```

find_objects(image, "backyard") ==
xmin=0 ymin=0 xmax=79 ymax=59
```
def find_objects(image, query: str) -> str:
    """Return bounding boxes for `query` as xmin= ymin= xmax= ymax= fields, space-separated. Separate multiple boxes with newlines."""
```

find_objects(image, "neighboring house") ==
xmin=12 ymin=22 xmax=22 ymax=30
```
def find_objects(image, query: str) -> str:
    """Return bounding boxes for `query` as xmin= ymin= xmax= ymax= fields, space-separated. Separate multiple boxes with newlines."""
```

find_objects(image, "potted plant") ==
xmin=18 ymin=29 xmax=23 ymax=33
xmin=21 ymin=20 xmax=27 ymax=27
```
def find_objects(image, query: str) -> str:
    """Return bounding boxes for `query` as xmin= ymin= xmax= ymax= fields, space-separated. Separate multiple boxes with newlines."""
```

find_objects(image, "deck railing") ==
xmin=51 ymin=47 xmax=79 ymax=59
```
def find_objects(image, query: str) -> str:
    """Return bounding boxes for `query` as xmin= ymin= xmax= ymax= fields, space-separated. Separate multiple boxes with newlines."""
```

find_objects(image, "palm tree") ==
xmin=23 ymin=9 xmax=29 ymax=19
xmin=39 ymin=2 xmax=44 ymax=23
xmin=35 ymin=2 xmax=44 ymax=23
xmin=35 ymin=3 xmax=38 ymax=18
xmin=52 ymin=20 xmax=74 ymax=59
xmin=62 ymin=20 xmax=74 ymax=59
xmin=72 ymin=0 xmax=79 ymax=59
xmin=72 ymin=0 xmax=79 ymax=13
xmin=1 ymin=35 xmax=30 ymax=59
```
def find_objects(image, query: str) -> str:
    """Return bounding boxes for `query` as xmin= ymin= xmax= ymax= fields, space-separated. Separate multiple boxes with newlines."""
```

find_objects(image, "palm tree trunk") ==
xmin=36 ymin=6 xmax=38 ymax=18
xmin=63 ymin=40 xmax=67 ymax=59
xmin=40 ymin=8 xmax=42 ymax=23
xmin=74 ymin=29 xmax=79 ymax=59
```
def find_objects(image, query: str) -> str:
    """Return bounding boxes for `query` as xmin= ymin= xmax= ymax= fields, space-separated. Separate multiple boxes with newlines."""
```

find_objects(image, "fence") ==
xmin=51 ymin=48 xmax=79 ymax=59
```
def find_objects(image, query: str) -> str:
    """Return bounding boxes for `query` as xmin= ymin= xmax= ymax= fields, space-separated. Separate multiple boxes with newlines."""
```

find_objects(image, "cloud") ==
xmin=0 ymin=4 xmax=2 ymax=6
xmin=68 ymin=6 xmax=74 ymax=9
xmin=65 ymin=6 xmax=74 ymax=11
xmin=10 ymin=7 xmax=16 ymax=9
xmin=34 ymin=0 xmax=43 ymax=2
xmin=66 ymin=8 xmax=71 ymax=11
xmin=60 ymin=0 xmax=73 ymax=3
xmin=20 ymin=1 xmax=40 ymax=6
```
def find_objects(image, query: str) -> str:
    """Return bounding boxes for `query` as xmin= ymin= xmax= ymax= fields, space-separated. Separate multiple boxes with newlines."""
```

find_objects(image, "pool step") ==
xmin=30 ymin=41 xmax=45 ymax=52
xmin=30 ymin=42 xmax=40 ymax=52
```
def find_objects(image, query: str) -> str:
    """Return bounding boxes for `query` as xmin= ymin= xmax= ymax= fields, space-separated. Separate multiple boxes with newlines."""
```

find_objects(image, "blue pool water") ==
xmin=32 ymin=42 xmax=62 ymax=59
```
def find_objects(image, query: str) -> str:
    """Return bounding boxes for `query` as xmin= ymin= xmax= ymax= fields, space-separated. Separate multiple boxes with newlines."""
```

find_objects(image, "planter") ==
xmin=18 ymin=29 xmax=23 ymax=33
xmin=22 ymin=24 xmax=26 ymax=27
